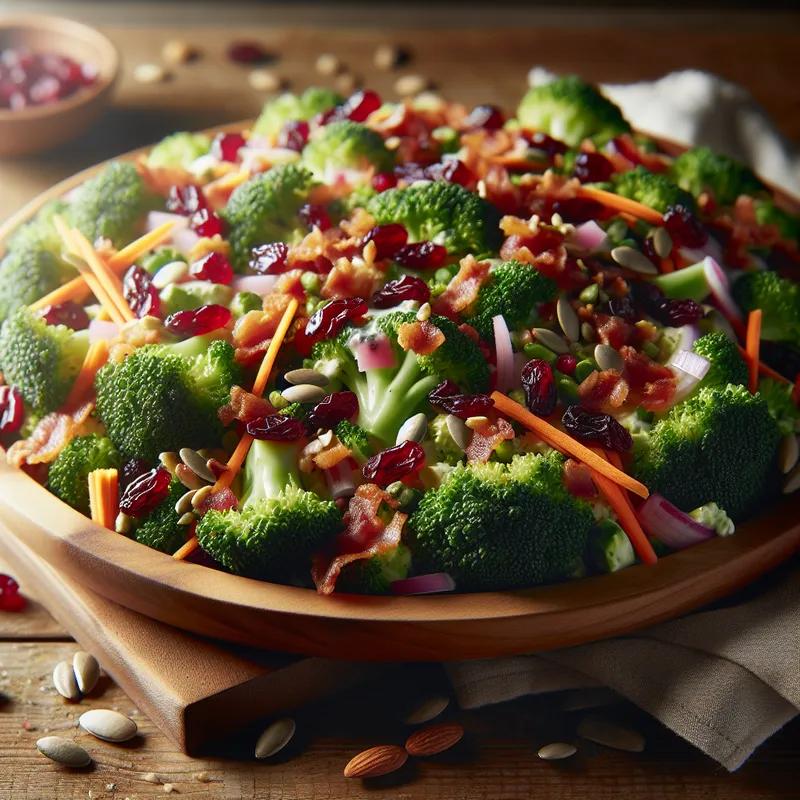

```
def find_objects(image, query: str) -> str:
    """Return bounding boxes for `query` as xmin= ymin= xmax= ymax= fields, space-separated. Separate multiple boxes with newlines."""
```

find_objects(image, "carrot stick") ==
xmin=575 ymin=185 xmax=663 ymax=226
xmin=107 ymin=221 xmax=176 ymax=270
xmin=88 ymin=468 xmax=119 ymax=531
xmin=735 ymin=343 xmax=789 ymax=384
xmin=491 ymin=391 xmax=650 ymax=498
xmin=62 ymin=340 xmax=109 ymax=412
xmin=29 ymin=275 xmax=93 ymax=311
xmin=745 ymin=309 xmax=762 ymax=393
xmin=173 ymin=298 xmax=300 ymax=561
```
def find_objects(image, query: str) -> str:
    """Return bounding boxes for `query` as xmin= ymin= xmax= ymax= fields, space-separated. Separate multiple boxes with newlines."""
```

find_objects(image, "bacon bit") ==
xmin=639 ymin=378 xmax=676 ymax=412
xmin=563 ymin=458 xmax=597 ymax=498
xmin=313 ymin=440 xmax=352 ymax=471
xmin=340 ymin=208 xmax=377 ymax=239
xmin=595 ymin=314 xmax=634 ymax=349
xmin=218 ymin=385 xmax=275 ymax=426
xmin=481 ymin=164 xmax=523 ymax=214
xmin=397 ymin=319 xmax=445 ymax=355
xmin=619 ymin=346 xmax=676 ymax=411
xmin=233 ymin=294 xmax=295 ymax=364
xmin=500 ymin=215 xmax=533 ymax=238
xmin=578 ymin=370 xmax=629 ymax=414
xmin=465 ymin=416 xmax=514 ymax=464
xmin=432 ymin=256 xmax=491 ymax=318
xmin=274 ymin=270 xmax=306 ymax=299
xmin=321 ymin=257 xmax=382 ymax=300
xmin=195 ymin=486 xmax=238 ymax=515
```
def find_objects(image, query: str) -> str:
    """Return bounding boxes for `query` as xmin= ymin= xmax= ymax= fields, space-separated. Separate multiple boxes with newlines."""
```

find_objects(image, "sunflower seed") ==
xmin=281 ymin=384 xmax=327 ymax=403
xmin=36 ymin=736 xmax=91 ymax=768
xmin=611 ymin=246 xmax=658 ymax=275
xmin=158 ymin=451 xmax=180 ymax=476
xmin=652 ymin=227 xmax=673 ymax=259
xmin=556 ymin=297 xmax=580 ymax=342
xmin=402 ymin=694 xmax=450 ymax=725
xmin=255 ymin=717 xmax=296 ymax=759
xmin=175 ymin=463 xmax=207 ymax=490
xmin=532 ymin=328 xmax=569 ymax=354
xmin=175 ymin=489 xmax=197 ymax=516
xmin=179 ymin=448 xmax=217 ymax=484
xmin=284 ymin=368 xmax=329 ymax=387
xmin=151 ymin=261 xmax=188 ymax=290
xmin=248 ymin=68 xmax=282 ymax=92
xmin=577 ymin=715 xmax=645 ymax=752
xmin=53 ymin=661 xmax=80 ymax=701
xmin=115 ymin=512 xmax=133 ymax=535
xmin=72 ymin=652 xmax=100 ymax=695
xmin=446 ymin=414 xmax=470 ymax=450
xmin=315 ymin=53 xmax=341 ymax=76
xmin=594 ymin=343 xmax=624 ymax=372
xmin=465 ymin=416 xmax=489 ymax=430
xmin=394 ymin=73 xmax=429 ymax=96
xmin=416 ymin=302 xmax=432 ymax=322
xmin=162 ymin=39 xmax=196 ymax=66
xmin=537 ymin=742 xmax=577 ymax=760
xmin=396 ymin=413 xmax=428 ymax=445
xmin=177 ymin=512 xmax=196 ymax=526
xmin=79 ymin=709 xmax=138 ymax=743
xmin=133 ymin=63 xmax=168 ymax=85
xmin=191 ymin=485 xmax=213 ymax=509
xmin=374 ymin=44 xmax=403 ymax=70
xmin=783 ymin=463 xmax=800 ymax=494
xmin=779 ymin=434 xmax=799 ymax=474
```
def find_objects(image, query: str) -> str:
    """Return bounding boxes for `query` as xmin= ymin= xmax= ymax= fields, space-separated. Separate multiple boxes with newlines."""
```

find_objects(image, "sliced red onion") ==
xmin=492 ymin=314 xmax=514 ymax=393
xmin=669 ymin=349 xmax=710 ymax=402
xmin=390 ymin=572 xmax=456 ymax=595
xmin=569 ymin=220 xmax=608 ymax=253
xmin=323 ymin=462 xmax=355 ymax=500
xmin=88 ymin=319 xmax=120 ymax=343
xmin=352 ymin=333 xmax=396 ymax=372
xmin=670 ymin=323 xmax=701 ymax=354
xmin=679 ymin=235 xmax=723 ymax=266
xmin=171 ymin=226 xmax=201 ymax=255
xmin=230 ymin=274 xmax=278 ymax=296
xmin=636 ymin=493 xmax=716 ymax=550
xmin=703 ymin=257 xmax=742 ymax=322
xmin=146 ymin=210 xmax=188 ymax=234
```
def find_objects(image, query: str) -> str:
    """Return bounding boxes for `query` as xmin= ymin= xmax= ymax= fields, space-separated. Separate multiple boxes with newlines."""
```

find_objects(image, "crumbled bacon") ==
xmin=233 ymin=294 xmax=295 ymax=365
xmin=432 ymin=256 xmax=491 ymax=318
xmin=595 ymin=314 xmax=634 ymax=349
xmin=578 ymin=370 xmax=630 ymax=414
xmin=321 ymin=257 xmax=383 ymax=300
xmin=465 ymin=417 xmax=514 ymax=464
xmin=218 ymin=385 xmax=275 ymax=426
xmin=620 ymin=346 xmax=676 ymax=412
xmin=313 ymin=440 xmax=352 ymax=470
xmin=397 ymin=319 xmax=445 ymax=355
xmin=563 ymin=458 xmax=597 ymax=498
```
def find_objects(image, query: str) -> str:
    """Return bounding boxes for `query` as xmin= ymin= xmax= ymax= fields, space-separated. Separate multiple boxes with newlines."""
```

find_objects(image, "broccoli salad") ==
xmin=1 ymin=76 xmax=798 ymax=596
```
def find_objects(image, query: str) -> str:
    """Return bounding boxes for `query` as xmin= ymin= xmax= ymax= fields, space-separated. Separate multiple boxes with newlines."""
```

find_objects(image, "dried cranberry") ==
xmin=371 ymin=275 xmax=430 ymax=308
xmin=660 ymin=298 xmax=704 ymax=326
xmin=552 ymin=197 xmax=604 ymax=224
xmin=0 ymin=574 xmax=25 ymax=612
xmin=0 ymin=385 xmax=24 ymax=435
xmin=362 ymin=441 xmax=425 ymax=486
xmin=428 ymin=381 xmax=494 ymax=419
xmin=250 ymin=241 xmax=289 ymax=274
xmin=362 ymin=224 xmax=408 ymax=259
xmin=299 ymin=203 xmax=331 ymax=232
xmin=277 ymin=120 xmax=309 ymax=152
xmin=167 ymin=184 xmax=207 ymax=216
xmin=190 ymin=208 xmax=225 ymax=238
xmin=123 ymin=266 xmax=160 ymax=319
xmin=303 ymin=297 xmax=368 ymax=345
xmin=119 ymin=467 xmax=171 ymax=517
xmin=663 ymin=204 xmax=708 ymax=248
xmin=573 ymin=152 xmax=614 ymax=183
xmin=521 ymin=359 xmax=557 ymax=416
xmin=465 ymin=104 xmax=504 ymax=131
xmin=36 ymin=301 xmax=89 ymax=330
xmin=245 ymin=414 xmax=307 ymax=441
xmin=165 ymin=304 xmax=232 ymax=337
xmin=212 ymin=132 xmax=246 ymax=163
xmin=120 ymin=458 xmax=149 ymax=491
xmin=555 ymin=354 xmax=578 ymax=376
xmin=393 ymin=241 xmax=447 ymax=269
xmin=306 ymin=391 xmax=358 ymax=430
xmin=606 ymin=295 xmax=637 ymax=322
xmin=227 ymin=41 xmax=271 ymax=64
xmin=190 ymin=251 xmax=233 ymax=284
xmin=372 ymin=172 xmax=397 ymax=192
xmin=341 ymin=89 xmax=381 ymax=123
xmin=524 ymin=131 xmax=568 ymax=157
xmin=562 ymin=405 xmax=633 ymax=452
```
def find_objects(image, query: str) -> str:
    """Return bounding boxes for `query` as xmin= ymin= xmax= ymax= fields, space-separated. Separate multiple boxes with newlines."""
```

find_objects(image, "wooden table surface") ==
xmin=1 ymin=5 xmax=799 ymax=797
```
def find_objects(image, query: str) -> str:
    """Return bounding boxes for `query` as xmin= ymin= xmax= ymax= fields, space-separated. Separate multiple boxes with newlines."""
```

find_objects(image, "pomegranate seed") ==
xmin=393 ymin=241 xmax=447 ymax=269
xmin=304 ymin=297 xmax=368 ymax=344
xmin=0 ymin=574 xmax=26 ymax=612
xmin=521 ymin=359 xmax=557 ymax=417
xmin=119 ymin=467 xmax=171 ymax=517
xmin=36 ymin=301 xmax=89 ymax=330
xmin=555 ymin=354 xmax=578 ymax=376
xmin=190 ymin=208 xmax=225 ymax=238
xmin=573 ymin=152 xmax=615 ymax=183
xmin=663 ymin=204 xmax=708 ymax=248
xmin=28 ymin=75 xmax=61 ymax=104
xmin=250 ymin=241 xmax=289 ymax=274
xmin=371 ymin=172 xmax=397 ymax=192
xmin=371 ymin=275 xmax=430 ymax=308
xmin=524 ymin=131 xmax=568 ymax=157
xmin=465 ymin=104 xmax=505 ymax=131
xmin=361 ymin=224 xmax=408 ymax=259
xmin=246 ymin=414 xmax=307 ymax=441
xmin=167 ymin=184 xmax=207 ymax=216
xmin=552 ymin=197 xmax=604 ymax=224
xmin=227 ymin=41 xmax=271 ymax=64
xmin=299 ymin=204 xmax=331 ymax=232
xmin=120 ymin=458 xmax=150 ymax=491
xmin=428 ymin=381 xmax=494 ymax=419
xmin=212 ymin=132 xmax=246 ymax=163
xmin=306 ymin=391 xmax=358 ymax=430
xmin=165 ymin=304 xmax=232 ymax=337
xmin=277 ymin=120 xmax=309 ymax=152
xmin=190 ymin=251 xmax=233 ymax=284
xmin=0 ymin=386 xmax=24 ymax=435
xmin=562 ymin=405 xmax=633 ymax=452
xmin=342 ymin=89 xmax=381 ymax=122
xmin=123 ymin=266 xmax=160 ymax=318
xmin=363 ymin=441 xmax=425 ymax=486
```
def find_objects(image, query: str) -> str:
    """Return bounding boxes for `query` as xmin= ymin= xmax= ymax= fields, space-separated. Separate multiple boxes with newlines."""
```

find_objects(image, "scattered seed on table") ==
xmin=79 ymin=709 xmax=138 ymax=743
xmin=133 ymin=63 xmax=168 ymax=84
xmin=394 ymin=73 xmax=429 ymax=96
xmin=36 ymin=736 xmax=91 ymax=768
xmin=334 ymin=72 xmax=359 ymax=95
xmin=594 ymin=343 xmax=624 ymax=372
xmin=405 ymin=721 xmax=464 ymax=756
xmin=315 ymin=53 xmax=341 ymax=76
xmin=162 ymin=39 xmax=197 ymax=66
xmin=344 ymin=744 xmax=408 ymax=778
xmin=538 ymin=742 xmax=577 ymax=760
xmin=255 ymin=717 xmax=296 ymax=759
xmin=53 ymin=661 xmax=81 ymax=701
xmin=248 ymin=68 xmax=282 ymax=92
xmin=284 ymin=368 xmax=329 ymax=387
xmin=396 ymin=413 xmax=428 ymax=445
xmin=72 ymin=652 xmax=100 ymax=695
xmin=577 ymin=715 xmax=645 ymax=752
xmin=611 ymin=246 xmax=658 ymax=275
xmin=402 ymin=694 xmax=450 ymax=725
xmin=374 ymin=44 xmax=403 ymax=70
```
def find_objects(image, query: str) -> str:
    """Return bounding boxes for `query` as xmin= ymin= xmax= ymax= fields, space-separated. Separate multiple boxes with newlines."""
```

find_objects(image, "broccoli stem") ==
xmin=650 ymin=260 xmax=709 ymax=301
xmin=241 ymin=439 xmax=303 ymax=506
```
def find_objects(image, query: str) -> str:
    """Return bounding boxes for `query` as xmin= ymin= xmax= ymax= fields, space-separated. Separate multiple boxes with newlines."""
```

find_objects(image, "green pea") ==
xmin=642 ymin=340 xmax=660 ymax=359
xmin=269 ymin=390 xmax=288 ymax=410
xmin=300 ymin=271 xmax=321 ymax=292
xmin=557 ymin=376 xmax=579 ymax=402
xmin=523 ymin=343 xmax=556 ymax=363
xmin=574 ymin=359 xmax=596 ymax=383
xmin=579 ymin=283 xmax=599 ymax=304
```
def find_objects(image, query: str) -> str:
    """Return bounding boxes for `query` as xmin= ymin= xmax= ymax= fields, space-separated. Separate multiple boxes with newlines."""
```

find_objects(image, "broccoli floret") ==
xmin=631 ymin=384 xmax=779 ymax=521
xmin=758 ymin=377 xmax=800 ymax=435
xmin=134 ymin=478 xmax=187 ymax=554
xmin=406 ymin=451 xmax=593 ymax=591
xmin=337 ymin=543 xmax=412 ymax=594
xmin=691 ymin=332 xmax=749 ymax=390
xmin=516 ymin=75 xmax=631 ymax=146
xmin=95 ymin=335 xmax=240 ymax=462
xmin=671 ymin=147 xmax=764 ymax=206
xmin=146 ymin=132 xmax=211 ymax=170
xmin=0 ymin=308 xmax=89 ymax=415
xmin=733 ymin=270 xmax=800 ymax=346
xmin=754 ymin=199 xmax=800 ymax=241
xmin=310 ymin=311 xmax=489 ymax=444
xmin=428 ymin=414 xmax=465 ymax=464
xmin=221 ymin=164 xmax=315 ymax=271
xmin=69 ymin=161 xmax=160 ymax=247
xmin=301 ymin=120 xmax=393 ymax=184
xmin=47 ymin=434 xmax=120 ymax=514
xmin=230 ymin=291 xmax=263 ymax=318
xmin=253 ymin=87 xmax=342 ymax=139
xmin=335 ymin=419 xmax=372 ymax=462
xmin=689 ymin=502 xmax=735 ymax=537
xmin=159 ymin=280 xmax=234 ymax=314
xmin=611 ymin=166 xmax=695 ymax=213
xmin=465 ymin=259 xmax=557 ymax=340
xmin=331 ymin=183 xmax=378 ymax=217
xmin=367 ymin=181 xmax=502 ymax=257
xmin=587 ymin=518 xmax=635 ymax=573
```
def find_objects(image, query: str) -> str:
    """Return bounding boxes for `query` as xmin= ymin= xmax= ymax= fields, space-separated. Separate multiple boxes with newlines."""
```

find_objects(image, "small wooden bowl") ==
xmin=0 ymin=14 xmax=119 ymax=157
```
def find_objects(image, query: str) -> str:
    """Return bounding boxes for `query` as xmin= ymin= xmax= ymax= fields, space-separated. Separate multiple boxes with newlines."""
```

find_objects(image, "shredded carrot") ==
xmin=203 ymin=170 xmax=250 ymax=199
xmin=63 ymin=340 xmax=109 ymax=412
xmin=173 ymin=297 xmax=300 ymax=561
xmin=491 ymin=391 xmax=649 ymax=499
xmin=745 ymin=309 xmax=762 ymax=393
xmin=88 ymin=468 xmax=119 ymax=531
xmin=107 ymin=221 xmax=176 ymax=271
xmin=575 ymin=185 xmax=663 ymax=226
xmin=29 ymin=275 xmax=93 ymax=311
xmin=735 ymin=343 xmax=790 ymax=384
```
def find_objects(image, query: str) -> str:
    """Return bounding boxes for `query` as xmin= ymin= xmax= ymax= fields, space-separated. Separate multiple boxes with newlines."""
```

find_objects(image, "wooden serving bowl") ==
xmin=1 ymin=129 xmax=799 ymax=661
xmin=0 ymin=14 xmax=119 ymax=157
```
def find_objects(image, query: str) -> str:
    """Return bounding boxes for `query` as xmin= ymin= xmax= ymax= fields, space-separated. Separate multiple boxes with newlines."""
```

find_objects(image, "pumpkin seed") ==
xmin=36 ymin=736 xmax=91 ymax=768
xmin=532 ymin=328 xmax=569 ymax=354
xmin=446 ymin=414 xmax=470 ymax=451
xmin=594 ymin=343 xmax=624 ymax=372
xmin=255 ymin=717 xmax=296 ymax=759
xmin=175 ymin=489 xmax=197 ymax=516
xmin=465 ymin=416 xmax=489 ymax=430
xmin=175 ymin=463 xmax=207 ymax=490
xmin=394 ymin=73 xmax=429 ymax=96
xmin=151 ymin=261 xmax=188 ymax=290
xmin=177 ymin=512 xmax=196 ymax=526
xmin=396 ymin=413 xmax=428 ymax=445
xmin=783 ymin=463 xmax=800 ymax=495
xmin=610 ymin=246 xmax=658 ymax=275
xmin=577 ymin=715 xmax=645 ymax=752
xmin=158 ymin=451 xmax=180 ymax=476
xmin=652 ymin=227 xmax=673 ymax=259
xmin=282 ymin=384 xmax=327 ymax=403
xmin=580 ymin=321 xmax=595 ymax=343
xmin=284 ymin=368 xmax=329 ymax=387
xmin=779 ymin=434 xmax=799 ymax=474
xmin=79 ymin=709 xmax=138 ymax=743
xmin=179 ymin=448 xmax=217 ymax=484
xmin=556 ymin=297 xmax=580 ymax=342
xmin=53 ymin=661 xmax=81 ymax=701
xmin=537 ymin=742 xmax=577 ymax=760
xmin=72 ymin=652 xmax=100 ymax=695
xmin=191 ymin=485 xmax=213 ymax=509
xmin=402 ymin=694 xmax=450 ymax=725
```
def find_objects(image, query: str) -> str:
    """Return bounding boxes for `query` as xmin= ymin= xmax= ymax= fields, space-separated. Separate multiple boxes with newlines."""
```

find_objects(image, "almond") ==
xmin=405 ymin=722 xmax=464 ymax=757
xmin=343 ymin=744 xmax=408 ymax=779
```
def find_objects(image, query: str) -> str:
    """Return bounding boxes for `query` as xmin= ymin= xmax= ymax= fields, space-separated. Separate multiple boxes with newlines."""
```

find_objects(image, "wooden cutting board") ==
xmin=0 ymin=517 xmax=369 ymax=755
